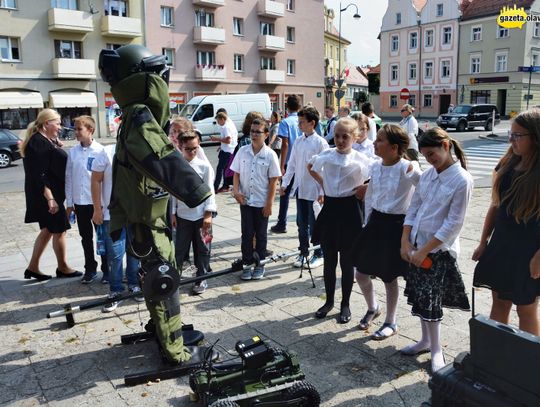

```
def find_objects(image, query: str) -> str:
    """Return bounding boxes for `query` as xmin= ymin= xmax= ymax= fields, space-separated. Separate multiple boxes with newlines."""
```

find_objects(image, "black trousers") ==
xmin=74 ymin=204 xmax=107 ymax=274
xmin=240 ymin=205 xmax=268 ymax=264
xmin=174 ymin=216 xmax=210 ymax=277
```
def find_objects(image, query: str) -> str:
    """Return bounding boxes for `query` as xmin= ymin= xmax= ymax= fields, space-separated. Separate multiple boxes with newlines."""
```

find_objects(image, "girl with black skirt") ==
xmin=400 ymin=128 xmax=472 ymax=373
xmin=352 ymin=124 xmax=421 ymax=340
xmin=308 ymin=117 xmax=371 ymax=323
xmin=473 ymin=109 xmax=540 ymax=336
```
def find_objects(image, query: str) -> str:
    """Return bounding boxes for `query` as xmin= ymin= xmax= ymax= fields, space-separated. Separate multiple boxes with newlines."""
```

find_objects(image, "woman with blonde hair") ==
xmin=22 ymin=108 xmax=82 ymax=280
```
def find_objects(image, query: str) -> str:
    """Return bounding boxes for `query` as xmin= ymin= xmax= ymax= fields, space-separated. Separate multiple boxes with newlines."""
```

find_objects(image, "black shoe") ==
xmin=270 ymin=225 xmax=287 ymax=234
xmin=339 ymin=305 xmax=351 ymax=324
xmin=164 ymin=346 xmax=220 ymax=366
xmin=315 ymin=302 xmax=334 ymax=319
xmin=24 ymin=269 xmax=52 ymax=281
xmin=81 ymin=271 xmax=97 ymax=283
xmin=56 ymin=269 xmax=83 ymax=278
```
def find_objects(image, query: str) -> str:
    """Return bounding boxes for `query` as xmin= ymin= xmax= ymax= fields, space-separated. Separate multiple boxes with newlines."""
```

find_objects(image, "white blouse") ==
xmin=310 ymin=148 xmax=371 ymax=198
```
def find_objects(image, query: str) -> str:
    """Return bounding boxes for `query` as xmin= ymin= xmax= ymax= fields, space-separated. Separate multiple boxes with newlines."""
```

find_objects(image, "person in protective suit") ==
xmin=98 ymin=44 xmax=212 ymax=364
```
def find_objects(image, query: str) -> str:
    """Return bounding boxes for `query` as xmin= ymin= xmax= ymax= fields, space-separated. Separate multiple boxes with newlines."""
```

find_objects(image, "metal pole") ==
xmin=417 ymin=13 xmax=422 ymax=118
xmin=337 ymin=2 xmax=343 ymax=108
xmin=527 ymin=67 xmax=532 ymax=110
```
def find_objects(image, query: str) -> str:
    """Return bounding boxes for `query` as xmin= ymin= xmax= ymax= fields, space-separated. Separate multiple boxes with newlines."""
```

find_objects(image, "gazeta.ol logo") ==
xmin=498 ymin=5 xmax=540 ymax=29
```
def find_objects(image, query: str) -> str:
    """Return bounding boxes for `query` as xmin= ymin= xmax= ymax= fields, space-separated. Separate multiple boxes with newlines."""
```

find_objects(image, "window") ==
xmin=424 ymin=61 xmax=433 ymax=79
xmin=104 ymin=0 xmax=127 ymax=17
xmin=287 ymin=59 xmax=295 ymax=75
xmin=162 ymin=48 xmax=174 ymax=67
xmin=260 ymin=56 xmax=276 ymax=70
xmin=533 ymin=52 xmax=540 ymax=67
xmin=390 ymin=95 xmax=397 ymax=108
xmin=471 ymin=26 xmax=482 ymax=41
xmin=425 ymin=29 xmax=433 ymax=47
xmin=0 ymin=109 xmax=37 ymax=130
xmin=233 ymin=18 xmax=243 ymax=35
xmin=286 ymin=26 xmax=295 ymax=43
xmin=497 ymin=27 xmax=509 ymax=38
xmin=391 ymin=35 xmax=399 ymax=52
xmin=441 ymin=60 xmax=450 ymax=78
xmin=0 ymin=36 xmax=20 ymax=61
xmin=106 ymin=43 xmax=122 ymax=50
xmin=286 ymin=0 xmax=294 ymax=11
xmin=196 ymin=50 xmax=215 ymax=65
xmin=396 ymin=12 xmax=401 ymax=25
xmin=233 ymin=54 xmax=244 ymax=72
xmin=423 ymin=94 xmax=432 ymax=107
xmin=535 ymin=22 xmax=540 ymax=38
xmin=442 ymin=27 xmax=452 ymax=45
xmin=409 ymin=94 xmax=416 ymax=107
xmin=260 ymin=22 xmax=275 ymax=36
xmin=470 ymin=90 xmax=490 ymax=104
xmin=161 ymin=6 xmax=173 ymax=27
xmin=470 ymin=55 xmax=481 ymax=74
xmin=390 ymin=64 xmax=398 ymax=81
xmin=436 ymin=4 xmax=443 ymax=17
xmin=195 ymin=10 xmax=214 ymax=27
xmin=51 ymin=0 xmax=76 ymax=9
xmin=54 ymin=40 xmax=81 ymax=59
xmin=408 ymin=63 xmax=417 ymax=80
xmin=496 ymin=53 xmax=507 ymax=72
xmin=409 ymin=32 xmax=418 ymax=49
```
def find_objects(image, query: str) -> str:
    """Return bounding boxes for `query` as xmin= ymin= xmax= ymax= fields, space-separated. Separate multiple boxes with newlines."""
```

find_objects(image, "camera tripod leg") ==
xmin=299 ymin=254 xmax=316 ymax=288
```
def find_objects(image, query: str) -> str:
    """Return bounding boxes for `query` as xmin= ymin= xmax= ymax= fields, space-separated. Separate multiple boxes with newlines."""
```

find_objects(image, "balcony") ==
xmin=192 ymin=0 xmax=224 ymax=7
xmin=195 ymin=65 xmax=227 ymax=81
xmin=257 ymin=0 xmax=284 ymax=18
xmin=52 ymin=58 xmax=96 ymax=79
xmin=48 ymin=8 xmax=94 ymax=33
xmin=259 ymin=69 xmax=285 ymax=84
xmin=324 ymin=76 xmax=335 ymax=87
xmin=257 ymin=35 xmax=285 ymax=52
xmin=101 ymin=15 xmax=142 ymax=38
xmin=193 ymin=26 xmax=226 ymax=45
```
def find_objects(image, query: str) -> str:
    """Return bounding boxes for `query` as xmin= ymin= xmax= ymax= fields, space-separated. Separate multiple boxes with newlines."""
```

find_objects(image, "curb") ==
xmin=478 ymin=135 xmax=508 ymax=143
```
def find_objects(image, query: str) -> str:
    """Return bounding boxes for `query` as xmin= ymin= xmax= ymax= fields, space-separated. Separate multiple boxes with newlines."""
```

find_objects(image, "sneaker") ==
xmin=309 ymin=255 xmax=324 ymax=268
xmin=293 ymin=255 xmax=307 ymax=268
xmin=270 ymin=224 xmax=287 ymax=234
xmin=101 ymin=273 xmax=109 ymax=284
xmin=252 ymin=266 xmax=265 ymax=280
xmin=129 ymin=286 xmax=145 ymax=303
xmin=241 ymin=269 xmax=252 ymax=280
xmin=191 ymin=280 xmax=208 ymax=295
xmin=81 ymin=271 xmax=97 ymax=284
xmin=102 ymin=292 xmax=123 ymax=313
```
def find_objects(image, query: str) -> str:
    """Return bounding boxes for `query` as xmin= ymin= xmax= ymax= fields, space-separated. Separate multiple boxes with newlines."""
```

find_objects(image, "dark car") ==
xmin=0 ymin=128 xmax=22 ymax=168
xmin=436 ymin=104 xmax=500 ymax=132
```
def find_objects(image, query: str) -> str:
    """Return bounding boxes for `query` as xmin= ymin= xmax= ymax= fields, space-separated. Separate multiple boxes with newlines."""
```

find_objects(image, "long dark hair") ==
xmin=418 ymin=127 xmax=468 ymax=170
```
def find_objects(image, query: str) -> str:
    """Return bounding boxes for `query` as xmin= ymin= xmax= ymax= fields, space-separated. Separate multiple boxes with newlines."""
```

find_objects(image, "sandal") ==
xmin=358 ymin=306 xmax=381 ymax=330
xmin=372 ymin=322 xmax=398 ymax=341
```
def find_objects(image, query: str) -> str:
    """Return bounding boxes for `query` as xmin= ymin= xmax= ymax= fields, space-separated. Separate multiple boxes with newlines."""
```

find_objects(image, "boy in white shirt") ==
xmin=231 ymin=119 xmax=280 ymax=280
xmin=211 ymin=111 xmax=238 ymax=193
xmin=281 ymin=106 xmax=329 ymax=268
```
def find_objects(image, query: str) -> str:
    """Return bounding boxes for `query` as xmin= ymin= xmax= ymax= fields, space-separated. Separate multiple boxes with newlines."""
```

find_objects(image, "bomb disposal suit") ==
xmin=98 ymin=45 xmax=211 ymax=363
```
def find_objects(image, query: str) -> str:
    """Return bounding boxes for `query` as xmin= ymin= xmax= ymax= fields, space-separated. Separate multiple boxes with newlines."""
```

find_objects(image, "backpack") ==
xmin=416 ymin=127 xmax=424 ymax=140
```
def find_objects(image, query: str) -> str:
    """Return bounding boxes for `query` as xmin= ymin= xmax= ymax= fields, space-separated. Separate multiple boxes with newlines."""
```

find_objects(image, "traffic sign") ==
xmin=518 ymin=66 xmax=540 ymax=72
xmin=335 ymin=89 xmax=345 ymax=99
xmin=400 ymin=88 xmax=410 ymax=100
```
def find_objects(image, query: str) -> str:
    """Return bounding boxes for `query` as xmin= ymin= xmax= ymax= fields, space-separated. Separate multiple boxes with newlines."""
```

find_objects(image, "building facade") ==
xmin=380 ymin=0 xmax=461 ymax=118
xmin=458 ymin=0 xmax=540 ymax=116
xmin=344 ymin=66 xmax=368 ymax=110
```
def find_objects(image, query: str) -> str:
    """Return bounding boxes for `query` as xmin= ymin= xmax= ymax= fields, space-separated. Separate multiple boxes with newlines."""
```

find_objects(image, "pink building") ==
xmin=144 ymin=0 xmax=325 ymax=114
xmin=379 ymin=0 xmax=461 ymax=118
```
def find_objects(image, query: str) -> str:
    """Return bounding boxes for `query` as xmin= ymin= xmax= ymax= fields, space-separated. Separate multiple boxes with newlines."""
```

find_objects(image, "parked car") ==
xmin=0 ymin=128 xmax=22 ymax=168
xmin=436 ymin=104 xmax=500 ymax=132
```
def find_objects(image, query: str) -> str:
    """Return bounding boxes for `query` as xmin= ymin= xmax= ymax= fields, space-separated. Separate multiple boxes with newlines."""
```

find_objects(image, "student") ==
xmin=351 ymin=112 xmax=376 ymax=159
xmin=231 ymin=119 xmax=280 ymax=280
xmin=353 ymin=124 xmax=421 ymax=339
xmin=323 ymin=106 xmax=337 ymax=145
xmin=281 ymin=106 xmax=328 ymax=268
xmin=308 ymin=117 xmax=371 ymax=323
xmin=171 ymin=131 xmax=217 ymax=294
xmin=211 ymin=111 xmax=238 ymax=193
xmin=472 ymin=109 xmax=540 ymax=335
xmin=400 ymin=127 xmax=472 ymax=373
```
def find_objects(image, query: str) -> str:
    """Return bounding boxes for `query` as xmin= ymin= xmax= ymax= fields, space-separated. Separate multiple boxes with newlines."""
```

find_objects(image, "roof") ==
xmin=345 ymin=66 xmax=368 ymax=87
xmin=461 ymin=0 xmax=535 ymax=21
xmin=366 ymin=64 xmax=380 ymax=74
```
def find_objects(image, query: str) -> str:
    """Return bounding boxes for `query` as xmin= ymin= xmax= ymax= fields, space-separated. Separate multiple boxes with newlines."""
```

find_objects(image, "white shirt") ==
xmin=171 ymin=156 xmax=217 ymax=221
xmin=230 ymin=144 xmax=280 ymax=208
xmin=310 ymin=148 xmax=370 ymax=198
xmin=65 ymin=140 xmax=104 ymax=206
xmin=219 ymin=118 xmax=238 ymax=154
xmin=404 ymin=162 xmax=473 ymax=259
xmin=91 ymin=144 xmax=115 ymax=221
xmin=281 ymin=133 xmax=329 ymax=201
xmin=365 ymin=158 xmax=421 ymax=223
xmin=399 ymin=115 xmax=419 ymax=151
xmin=367 ymin=117 xmax=377 ymax=142
xmin=352 ymin=138 xmax=375 ymax=159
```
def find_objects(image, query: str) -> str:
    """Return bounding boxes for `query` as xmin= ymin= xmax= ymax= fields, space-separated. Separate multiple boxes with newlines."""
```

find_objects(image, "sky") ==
xmin=323 ymin=0 xmax=389 ymax=67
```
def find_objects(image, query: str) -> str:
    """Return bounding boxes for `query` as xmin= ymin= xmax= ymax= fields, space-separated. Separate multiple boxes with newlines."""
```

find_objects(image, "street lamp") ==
xmin=337 ymin=2 xmax=361 ymax=108
xmin=412 ymin=1 xmax=427 ymax=118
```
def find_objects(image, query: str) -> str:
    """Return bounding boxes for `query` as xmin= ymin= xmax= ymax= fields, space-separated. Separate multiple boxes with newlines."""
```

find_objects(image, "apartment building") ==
xmin=458 ymin=0 xmax=540 ymax=116
xmin=379 ymin=0 xmax=461 ymax=118
xmin=0 ymin=0 xmax=143 ymax=137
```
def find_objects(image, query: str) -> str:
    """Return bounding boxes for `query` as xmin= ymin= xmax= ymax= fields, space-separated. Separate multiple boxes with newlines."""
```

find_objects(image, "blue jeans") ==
xmin=103 ymin=221 xmax=140 ymax=294
xmin=296 ymin=198 xmax=322 ymax=257
xmin=275 ymin=174 xmax=293 ymax=228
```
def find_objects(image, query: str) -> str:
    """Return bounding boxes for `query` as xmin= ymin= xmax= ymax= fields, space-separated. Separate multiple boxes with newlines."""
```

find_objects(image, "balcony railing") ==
xmin=52 ymin=58 xmax=96 ymax=79
xmin=259 ymin=69 xmax=285 ymax=84
xmin=192 ymin=0 xmax=225 ymax=7
xmin=257 ymin=0 xmax=285 ymax=18
xmin=257 ymin=35 xmax=285 ymax=52
xmin=195 ymin=64 xmax=227 ymax=81
xmin=101 ymin=15 xmax=142 ymax=38
xmin=48 ymin=8 xmax=94 ymax=33
xmin=193 ymin=26 xmax=226 ymax=45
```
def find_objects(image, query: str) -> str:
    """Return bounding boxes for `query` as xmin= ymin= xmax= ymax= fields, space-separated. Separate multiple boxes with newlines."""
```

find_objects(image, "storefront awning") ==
xmin=0 ymin=91 xmax=44 ymax=109
xmin=49 ymin=91 xmax=98 ymax=108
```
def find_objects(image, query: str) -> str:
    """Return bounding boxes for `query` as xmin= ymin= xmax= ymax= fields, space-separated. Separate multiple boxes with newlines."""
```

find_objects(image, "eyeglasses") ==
xmin=183 ymin=146 xmax=199 ymax=152
xmin=250 ymin=130 xmax=265 ymax=135
xmin=400 ymin=109 xmax=407 ymax=112
xmin=508 ymin=131 xmax=530 ymax=141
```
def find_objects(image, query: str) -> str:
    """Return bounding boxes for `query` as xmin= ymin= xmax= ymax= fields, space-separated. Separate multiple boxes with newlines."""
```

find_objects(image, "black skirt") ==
xmin=404 ymin=251 xmax=470 ymax=321
xmin=351 ymin=210 xmax=408 ymax=283
xmin=312 ymin=195 xmax=363 ymax=252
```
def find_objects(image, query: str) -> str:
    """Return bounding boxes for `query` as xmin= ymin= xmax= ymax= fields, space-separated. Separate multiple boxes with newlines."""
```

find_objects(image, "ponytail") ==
xmin=418 ymin=127 xmax=468 ymax=170
xmin=20 ymin=108 xmax=61 ymax=157
xmin=450 ymin=138 xmax=467 ymax=170
xmin=20 ymin=121 xmax=40 ymax=158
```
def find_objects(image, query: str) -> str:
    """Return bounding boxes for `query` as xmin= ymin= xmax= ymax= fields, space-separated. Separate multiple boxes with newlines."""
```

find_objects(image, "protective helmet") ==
xmin=98 ymin=44 xmax=170 ymax=86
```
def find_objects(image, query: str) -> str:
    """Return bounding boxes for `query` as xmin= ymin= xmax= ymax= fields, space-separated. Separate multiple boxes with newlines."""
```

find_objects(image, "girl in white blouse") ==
xmin=352 ymin=124 xmax=421 ymax=341
xmin=308 ymin=118 xmax=371 ymax=324
xmin=400 ymin=127 xmax=473 ymax=373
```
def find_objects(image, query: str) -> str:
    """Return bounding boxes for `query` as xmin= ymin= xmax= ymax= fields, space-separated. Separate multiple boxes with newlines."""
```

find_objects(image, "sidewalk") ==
xmin=0 ymin=188 xmax=504 ymax=406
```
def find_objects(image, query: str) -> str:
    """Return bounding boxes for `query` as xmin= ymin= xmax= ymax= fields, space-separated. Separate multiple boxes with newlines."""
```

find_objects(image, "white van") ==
xmin=179 ymin=93 xmax=272 ymax=141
